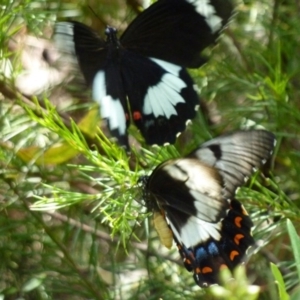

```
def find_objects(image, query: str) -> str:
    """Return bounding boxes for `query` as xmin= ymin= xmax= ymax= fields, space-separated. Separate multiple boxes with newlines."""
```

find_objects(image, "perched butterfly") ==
xmin=54 ymin=0 xmax=233 ymax=146
xmin=141 ymin=130 xmax=276 ymax=287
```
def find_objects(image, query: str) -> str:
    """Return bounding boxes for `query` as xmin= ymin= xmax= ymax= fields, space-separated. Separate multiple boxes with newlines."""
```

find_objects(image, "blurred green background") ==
xmin=0 ymin=0 xmax=299 ymax=299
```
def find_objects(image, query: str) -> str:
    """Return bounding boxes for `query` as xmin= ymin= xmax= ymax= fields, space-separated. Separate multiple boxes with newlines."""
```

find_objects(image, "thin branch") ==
xmin=45 ymin=210 xmax=182 ymax=266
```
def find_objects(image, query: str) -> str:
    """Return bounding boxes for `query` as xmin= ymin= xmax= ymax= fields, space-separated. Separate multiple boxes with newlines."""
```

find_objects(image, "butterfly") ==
xmin=141 ymin=130 xmax=276 ymax=287
xmin=54 ymin=0 xmax=233 ymax=146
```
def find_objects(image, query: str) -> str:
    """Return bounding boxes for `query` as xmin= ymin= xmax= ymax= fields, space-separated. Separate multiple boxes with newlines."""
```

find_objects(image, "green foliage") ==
xmin=287 ymin=220 xmax=300 ymax=285
xmin=1 ymin=0 xmax=300 ymax=299
xmin=271 ymin=263 xmax=289 ymax=300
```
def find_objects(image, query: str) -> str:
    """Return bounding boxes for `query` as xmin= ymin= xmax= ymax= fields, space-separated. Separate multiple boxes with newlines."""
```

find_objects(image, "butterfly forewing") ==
xmin=189 ymin=130 xmax=276 ymax=198
xmin=121 ymin=0 xmax=233 ymax=68
xmin=55 ymin=22 xmax=107 ymax=85
xmin=146 ymin=159 xmax=228 ymax=225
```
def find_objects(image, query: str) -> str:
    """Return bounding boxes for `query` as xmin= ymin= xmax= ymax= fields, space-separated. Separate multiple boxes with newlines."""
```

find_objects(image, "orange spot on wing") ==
xmin=230 ymin=250 xmax=240 ymax=261
xmin=234 ymin=234 xmax=244 ymax=245
xmin=235 ymin=216 xmax=243 ymax=228
xmin=202 ymin=266 xmax=213 ymax=274
xmin=133 ymin=111 xmax=142 ymax=120
xmin=195 ymin=267 xmax=201 ymax=274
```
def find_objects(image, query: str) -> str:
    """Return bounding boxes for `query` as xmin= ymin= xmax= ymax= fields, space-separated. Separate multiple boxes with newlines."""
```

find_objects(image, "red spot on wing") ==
xmin=133 ymin=111 xmax=142 ymax=120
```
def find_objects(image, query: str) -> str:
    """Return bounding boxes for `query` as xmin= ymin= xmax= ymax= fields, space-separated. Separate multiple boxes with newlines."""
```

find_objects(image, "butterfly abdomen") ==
xmin=153 ymin=211 xmax=173 ymax=249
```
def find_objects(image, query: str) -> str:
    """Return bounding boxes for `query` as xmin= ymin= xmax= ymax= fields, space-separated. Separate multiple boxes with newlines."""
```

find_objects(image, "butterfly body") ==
xmin=54 ymin=0 xmax=233 ymax=145
xmin=153 ymin=211 xmax=173 ymax=249
xmin=141 ymin=130 xmax=276 ymax=286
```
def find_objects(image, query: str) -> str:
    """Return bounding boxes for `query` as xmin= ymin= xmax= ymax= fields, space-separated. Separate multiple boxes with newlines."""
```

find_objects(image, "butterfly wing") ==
xmin=55 ymin=22 xmax=107 ymax=85
xmin=55 ymin=22 xmax=130 ymax=146
xmin=145 ymin=158 xmax=229 ymax=242
xmin=121 ymin=0 xmax=233 ymax=68
xmin=188 ymin=130 xmax=276 ymax=198
xmin=175 ymin=198 xmax=254 ymax=286
xmin=120 ymin=55 xmax=199 ymax=144
xmin=144 ymin=158 xmax=253 ymax=287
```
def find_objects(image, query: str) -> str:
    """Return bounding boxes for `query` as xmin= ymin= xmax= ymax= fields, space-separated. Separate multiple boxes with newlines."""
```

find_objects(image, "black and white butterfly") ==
xmin=54 ymin=0 xmax=233 ymax=146
xmin=141 ymin=130 xmax=276 ymax=287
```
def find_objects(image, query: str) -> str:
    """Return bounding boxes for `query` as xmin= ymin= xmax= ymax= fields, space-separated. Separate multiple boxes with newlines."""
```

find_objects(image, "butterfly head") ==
xmin=105 ymin=26 xmax=119 ymax=45
xmin=138 ymin=175 xmax=162 ymax=212
xmin=137 ymin=175 xmax=148 ymax=187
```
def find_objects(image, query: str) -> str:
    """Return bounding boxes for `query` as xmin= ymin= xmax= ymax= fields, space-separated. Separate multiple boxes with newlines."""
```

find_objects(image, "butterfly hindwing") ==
xmin=176 ymin=199 xmax=254 ymax=286
xmin=54 ymin=0 xmax=233 ymax=146
xmin=119 ymin=54 xmax=199 ymax=145
xmin=142 ymin=130 xmax=276 ymax=286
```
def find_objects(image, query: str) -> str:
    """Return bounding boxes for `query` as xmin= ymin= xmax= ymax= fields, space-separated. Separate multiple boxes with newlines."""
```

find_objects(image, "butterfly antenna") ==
xmin=87 ymin=5 xmax=107 ymax=27
xmin=118 ymin=0 xmax=144 ymax=31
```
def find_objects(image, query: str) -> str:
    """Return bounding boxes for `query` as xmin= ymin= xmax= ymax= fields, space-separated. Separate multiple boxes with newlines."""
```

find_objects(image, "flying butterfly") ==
xmin=141 ymin=130 xmax=276 ymax=287
xmin=54 ymin=0 xmax=233 ymax=146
